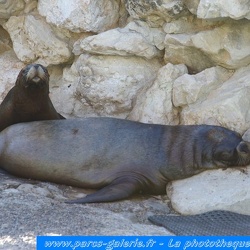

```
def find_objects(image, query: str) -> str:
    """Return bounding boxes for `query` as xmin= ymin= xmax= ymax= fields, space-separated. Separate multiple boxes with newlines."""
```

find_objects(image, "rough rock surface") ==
xmin=4 ymin=14 xmax=72 ymax=66
xmin=0 ymin=170 xmax=173 ymax=249
xmin=125 ymin=0 xmax=186 ymax=27
xmin=38 ymin=0 xmax=120 ymax=33
xmin=129 ymin=63 xmax=187 ymax=124
xmin=0 ymin=0 xmax=25 ymax=20
xmin=51 ymin=54 xmax=162 ymax=118
xmin=164 ymin=33 xmax=215 ymax=73
xmin=0 ymin=26 xmax=12 ymax=53
xmin=73 ymin=21 xmax=165 ymax=59
xmin=197 ymin=0 xmax=250 ymax=20
xmin=163 ymin=15 xmax=223 ymax=34
xmin=0 ymin=51 xmax=24 ymax=101
xmin=181 ymin=65 xmax=250 ymax=134
xmin=164 ymin=20 xmax=250 ymax=73
xmin=173 ymin=66 xmax=233 ymax=107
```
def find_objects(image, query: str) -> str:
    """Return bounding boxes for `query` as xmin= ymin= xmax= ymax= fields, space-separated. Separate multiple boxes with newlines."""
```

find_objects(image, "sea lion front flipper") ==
xmin=65 ymin=177 xmax=141 ymax=204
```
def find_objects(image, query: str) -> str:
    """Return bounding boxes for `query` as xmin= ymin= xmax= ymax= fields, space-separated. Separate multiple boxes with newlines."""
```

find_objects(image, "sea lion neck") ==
xmin=159 ymin=125 xmax=206 ymax=180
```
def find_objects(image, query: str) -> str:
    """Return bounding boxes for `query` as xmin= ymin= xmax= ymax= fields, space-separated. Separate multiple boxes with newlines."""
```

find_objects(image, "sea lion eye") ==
xmin=237 ymin=142 xmax=250 ymax=154
xmin=219 ymin=152 xmax=231 ymax=160
xmin=214 ymin=151 xmax=231 ymax=161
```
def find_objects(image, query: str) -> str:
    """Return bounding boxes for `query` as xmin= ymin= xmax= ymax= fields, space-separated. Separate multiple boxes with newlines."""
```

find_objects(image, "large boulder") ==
xmin=125 ymin=0 xmax=186 ymax=27
xmin=164 ymin=20 xmax=250 ymax=73
xmin=73 ymin=21 xmax=165 ymax=59
xmin=181 ymin=65 xmax=250 ymax=134
xmin=129 ymin=63 xmax=187 ymax=125
xmin=0 ymin=51 xmax=24 ymax=101
xmin=168 ymin=167 xmax=250 ymax=215
xmin=0 ymin=26 xmax=12 ymax=55
xmin=38 ymin=0 xmax=120 ymax=33
xmin=0 ymin=0 xmax=25 ymax=19
xmin=4 ymin=15 xmax=72 ymax=66
xmin=50 ymin=54 xmax=162 ymax=118
xmin=172 ymin=66 xmax=233 ymax=107
xmin=197 ymin=0 xmax=250 ymax=20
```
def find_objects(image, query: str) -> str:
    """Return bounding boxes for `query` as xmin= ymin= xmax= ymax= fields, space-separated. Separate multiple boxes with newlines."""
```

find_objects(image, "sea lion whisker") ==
xmin=37 ymin=65 xmax=46 ymax=77
xmin=237 ymin=155 xmax=246 ymax=166
xmin=26 ymin=65 xmax=38 ymax=81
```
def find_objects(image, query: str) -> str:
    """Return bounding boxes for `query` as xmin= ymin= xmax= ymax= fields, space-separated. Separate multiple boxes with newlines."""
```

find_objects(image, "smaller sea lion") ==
xmin=0 ymin=118 xmax=250 ymax=204
xmin=0 ymin=64 xmax=64 ymax=132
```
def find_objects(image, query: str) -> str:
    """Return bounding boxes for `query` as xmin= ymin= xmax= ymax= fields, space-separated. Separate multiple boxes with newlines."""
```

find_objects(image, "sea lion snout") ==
xmin=236 ymin=141 xmax=250 ymax=165
xmin=237 ymin=141 xmax=250 ymax=154
xmin=24 ymin=64 xmax=49 ymax=87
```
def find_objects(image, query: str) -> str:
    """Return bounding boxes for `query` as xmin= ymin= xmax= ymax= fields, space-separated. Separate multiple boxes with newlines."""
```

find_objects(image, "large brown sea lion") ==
xmin=0 ymin=64 xmax=64 ymax=132
xmin=0 ymin=117 xmax=249 ymax=203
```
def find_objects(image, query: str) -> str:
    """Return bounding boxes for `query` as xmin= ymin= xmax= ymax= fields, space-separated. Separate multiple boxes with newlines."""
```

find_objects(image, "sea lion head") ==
xmin=209 ymin=127 xmax=250 ymax=167
xmin=15 ymin=64 xmax=50 ymax=91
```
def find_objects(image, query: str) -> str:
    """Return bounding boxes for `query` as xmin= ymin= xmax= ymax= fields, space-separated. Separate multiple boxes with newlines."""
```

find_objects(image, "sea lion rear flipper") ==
xmin=65 ymin=178 xmax=140 ymax=204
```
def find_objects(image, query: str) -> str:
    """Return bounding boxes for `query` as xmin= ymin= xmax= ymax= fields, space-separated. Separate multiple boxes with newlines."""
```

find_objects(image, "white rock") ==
xmin=2 ymin=188 xmax=20 ymax=195
xmin=38 ymin=0 xmax=119 ymax=33
xmin=197 ymin=0 xmax=250 ymax=20
xmin=0 ymin=26 xmax=13 ymax=54
xmin=191 ymin=20 xmax=250 ymax=69
xmin=163 ymin=15 xmax=224 ymax=34
xmin=181 ymin=65 xmax=250 ymax=134
xmin=173 ymin=66 xmax=233 ymax=107
xmin=0 ymin=0 xmax=25 ymax=19
xmin=125 ymin=0 xmax=186 ymax=27
xmin=51 ymin=54 xmax=162 ymax=118
xmin=0 ymin=51 xmax=24 ymax=101
xmin=243 ymin=128 xmax=250 ymax=142
xmin=129 ymin=63 xmax=188 ymax=125
xmin=118 ymin=1 xmax=130 ymax=27
xmin=126 ymin=21 xmax=165 ymax=50
xmin=49 ymin=65 xmax=79 ymax=118
xmin=167 ymin=168 xmax=250 ymax=215
xmin=73 ymin=21 xmax=165 ymax=59
xmin=164 ymin=33 xmax=214 ymax=73
xmin=164 ymin=20 xmax=250 ymax=72
xmin=4 ymin=15 xmax=72 ymax=66
xmin=183 ymin=0 xmax=199 ymax=15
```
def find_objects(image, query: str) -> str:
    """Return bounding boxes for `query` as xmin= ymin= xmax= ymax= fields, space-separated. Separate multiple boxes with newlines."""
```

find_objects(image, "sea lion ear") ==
xmin=237 ymin=141 xmax=250 ymax=154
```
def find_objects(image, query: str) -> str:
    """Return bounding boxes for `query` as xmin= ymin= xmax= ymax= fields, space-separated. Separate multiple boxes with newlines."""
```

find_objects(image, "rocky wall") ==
xmin=1 ymin=0 xmax=250 ymax=217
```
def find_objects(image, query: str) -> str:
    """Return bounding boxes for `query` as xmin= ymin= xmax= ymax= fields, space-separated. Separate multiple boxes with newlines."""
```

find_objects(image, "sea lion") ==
xmin=0 ymin=64 xmax=64 ymax=132
xmin=0 ymin=117 xmax=250 ymax=204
